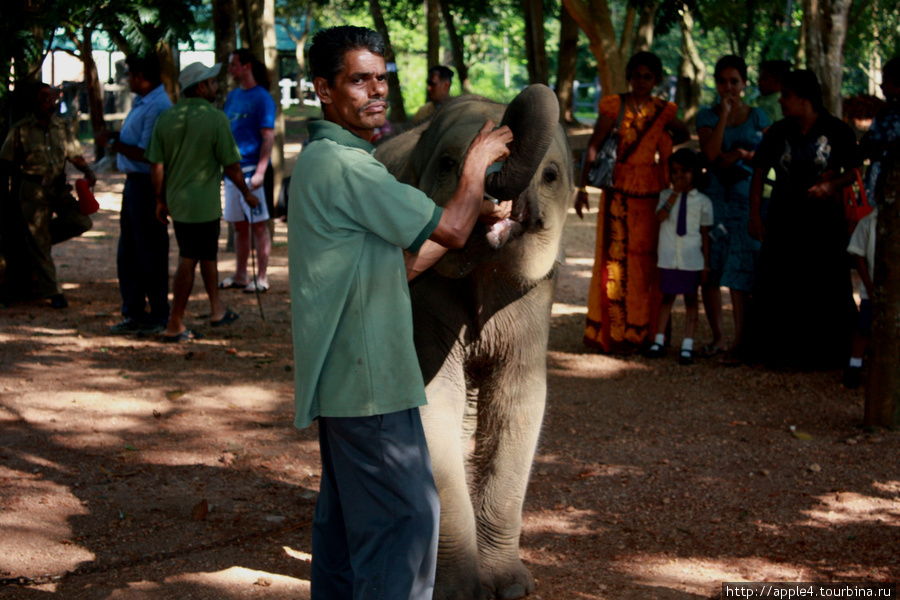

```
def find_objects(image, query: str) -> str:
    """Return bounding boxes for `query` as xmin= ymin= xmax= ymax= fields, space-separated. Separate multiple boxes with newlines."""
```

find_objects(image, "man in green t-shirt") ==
xmin=146 ymin=62 xmax=256 ymax=342
xmin=289 ymin=26 xmax=512 ymax=600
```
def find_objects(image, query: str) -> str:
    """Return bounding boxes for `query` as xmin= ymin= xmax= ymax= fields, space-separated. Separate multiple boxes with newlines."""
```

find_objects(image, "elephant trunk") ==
xmin=484 ymin=84 xmax=559 ymax=201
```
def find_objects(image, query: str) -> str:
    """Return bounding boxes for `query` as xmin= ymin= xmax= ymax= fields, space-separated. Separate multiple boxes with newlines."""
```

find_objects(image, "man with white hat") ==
xmin=146 ymin=62 xmax=255 ymax=342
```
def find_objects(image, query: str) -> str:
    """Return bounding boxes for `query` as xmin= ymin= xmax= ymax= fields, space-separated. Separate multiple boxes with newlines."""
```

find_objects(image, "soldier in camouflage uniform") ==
xmin=0 ymin=83 xmax=95 ymax=308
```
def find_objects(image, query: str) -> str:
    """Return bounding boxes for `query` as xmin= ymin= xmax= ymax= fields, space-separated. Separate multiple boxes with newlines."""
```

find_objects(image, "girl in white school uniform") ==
xmin=646 ymin=149 xmax=714 ymax=365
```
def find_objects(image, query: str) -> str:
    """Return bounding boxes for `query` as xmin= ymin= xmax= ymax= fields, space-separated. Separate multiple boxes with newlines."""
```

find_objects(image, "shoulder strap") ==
xmin=619 ymin=99 xmax=667 ymax=163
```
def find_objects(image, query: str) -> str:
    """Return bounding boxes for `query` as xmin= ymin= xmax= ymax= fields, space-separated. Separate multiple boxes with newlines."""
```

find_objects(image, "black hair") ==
xmin=782 ymin=69 xmax=825 ymax=114
xmin=759 ymin=60 xmax=791 ymax=82
xmin=428 ymin=65 xmax=454 ymax=82
xmin=125 ymin=53 xmax=162 ymax=87
xmin=232 ymin=48 xmax=270 ymax=90
xmin=884 ymin=57 xmax=900 ymax=89
xmin=626 ymin=51 xmax=663 ymax=84
xmin=182 ymin=82 xmax=202 ymax=98
xmin=309 ymin=26 xmax=385 ymax=86
xmin=668 ymin=148 xmax=704 ymax=185
xmin=714 ymin=55 xmax=748 ymax=82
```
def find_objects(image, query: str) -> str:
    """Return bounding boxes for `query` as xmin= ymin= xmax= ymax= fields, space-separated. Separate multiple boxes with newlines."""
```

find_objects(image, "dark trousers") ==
xmin=118 ymin=173 xmax=169 ymax=322
xmin=312 ymin=408 xmax=439 ymax=600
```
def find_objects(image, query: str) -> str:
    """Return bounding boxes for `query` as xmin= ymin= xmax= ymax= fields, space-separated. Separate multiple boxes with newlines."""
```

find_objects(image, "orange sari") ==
xmin=584 ymin=95 xmax=677 ymax=354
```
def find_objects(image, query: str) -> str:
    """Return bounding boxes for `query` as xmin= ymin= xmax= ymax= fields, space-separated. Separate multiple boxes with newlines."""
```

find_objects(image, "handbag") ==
xmin=843 ymin=168 xmax=872 ymax=233
xmin=586 ymin=95 xmax=625 ymax=189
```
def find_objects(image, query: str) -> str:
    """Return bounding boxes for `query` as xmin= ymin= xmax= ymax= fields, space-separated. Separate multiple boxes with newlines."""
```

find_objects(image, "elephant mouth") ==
xmin=484 ymin=195 xmax=532 ymax=250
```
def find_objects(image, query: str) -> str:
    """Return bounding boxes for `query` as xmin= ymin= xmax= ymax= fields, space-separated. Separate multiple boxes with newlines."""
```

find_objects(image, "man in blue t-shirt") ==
xmin=222 ymin=49 xmax=276 ymax=293
xmin=95 ymin=54 xmax=172 ymax=334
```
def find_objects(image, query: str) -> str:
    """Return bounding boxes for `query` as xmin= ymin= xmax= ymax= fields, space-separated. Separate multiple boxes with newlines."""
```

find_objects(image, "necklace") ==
xmin=630 ymin=96 xmax=648 ymax=114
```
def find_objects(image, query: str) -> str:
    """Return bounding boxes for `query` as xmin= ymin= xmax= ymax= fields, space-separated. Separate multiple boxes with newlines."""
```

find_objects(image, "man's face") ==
xmin=228 ymin=54 xmax=251 ymax=84
xmin=758 ymin=70 xmax=779 ymax=97
xmin=315 ymin=49 xmax=388 ymax=141
xmin=425 ymin=72 xmax=450 ymax=104
xmin=779 ymin=88 xmax=807 ymax=118
xmin=36 ymin=87 xmax=59 ymax=119
xmin=127 ymin=70 xmax=143 ymax=94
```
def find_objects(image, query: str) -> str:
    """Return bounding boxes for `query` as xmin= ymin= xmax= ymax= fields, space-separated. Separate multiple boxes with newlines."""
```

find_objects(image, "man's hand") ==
xmin=467 ymin=121 xmax=513 ymax=171
xmin=243 ymin=189 xmax=259 ymax=209
xmin=249 ymin=171 xmax=265 ymax=190
xmin=479 ymin=199 xmax=512 ymax=224
xmin=807 ymin=180 xmax=837 ymax=199
xmin=156 ymin=200 xmax=169 ymax=225
xmin=574 ymin=189 xmax=590 ymax=219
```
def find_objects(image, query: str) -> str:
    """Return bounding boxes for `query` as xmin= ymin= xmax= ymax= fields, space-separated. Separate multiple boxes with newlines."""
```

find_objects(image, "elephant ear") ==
xmin=485 ymin=84 xmax=559 ymax=200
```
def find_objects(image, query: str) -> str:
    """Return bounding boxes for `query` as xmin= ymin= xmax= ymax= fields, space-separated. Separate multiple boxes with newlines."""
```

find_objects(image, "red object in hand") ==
xmin=75 ymin=178 xmax=99 ymax=215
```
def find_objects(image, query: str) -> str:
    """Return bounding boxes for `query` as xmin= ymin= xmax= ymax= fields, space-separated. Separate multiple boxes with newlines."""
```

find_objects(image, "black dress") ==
xmin=747 ymin=113 xmax=860 ymax=369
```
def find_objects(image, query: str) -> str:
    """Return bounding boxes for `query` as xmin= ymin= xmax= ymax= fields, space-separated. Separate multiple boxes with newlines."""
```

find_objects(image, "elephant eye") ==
xmin=542 ymin=165 xmax=559 ymax=185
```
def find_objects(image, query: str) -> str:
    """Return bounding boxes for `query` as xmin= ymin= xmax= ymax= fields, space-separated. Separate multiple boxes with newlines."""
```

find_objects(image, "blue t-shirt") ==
xmin=223 ymin=85 xmax=276 ymax=169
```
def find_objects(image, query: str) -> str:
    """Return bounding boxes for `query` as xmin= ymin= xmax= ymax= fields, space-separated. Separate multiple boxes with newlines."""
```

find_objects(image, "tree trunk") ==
xmin=865 ymin=150 xmax=900 ymax=428
xmin=562 ymin=0 xmax=627 ymax=96
xmin=523 ymin=0 xmax=549 ymax=85
xmin=555 ymin=3 xmax=580 ymax=124
xmin=441 ymin=2 xmax=470 ymax=93
xmin=368 ymin=0 xmax=407 ymax=122
xmin=635 ymin=1 xmax=659 ymax=53
xmin=675 ymin=6 xmax=704 ymax=128
xmin=426 ymin=0 xmax=441 ymax=69
xmin=213 ymin=0 xmax=239 ymax=104
xmin=619 ymin=6 xmax=636 ymax=63
xmin=156 ymin=43 xmax=179 ymax=103
xmin=803 ymin=0 xmax=851 ymax=117
xmin=71 ymin=25 xmax=107 ymax=157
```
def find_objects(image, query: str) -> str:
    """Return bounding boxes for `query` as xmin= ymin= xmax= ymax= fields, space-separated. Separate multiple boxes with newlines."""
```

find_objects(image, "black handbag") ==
xmin=587 ymin=95 xmax=625 ymax=189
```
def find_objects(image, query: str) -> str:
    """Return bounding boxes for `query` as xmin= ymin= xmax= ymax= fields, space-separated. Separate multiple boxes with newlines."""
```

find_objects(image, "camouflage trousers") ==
xmin=3 ymin=178 xmax=92 ymax=297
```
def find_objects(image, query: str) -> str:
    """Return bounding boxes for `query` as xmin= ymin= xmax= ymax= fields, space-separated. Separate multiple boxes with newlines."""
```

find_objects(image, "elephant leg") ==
xmin=471 ymin=362 xmax=546 ymax=600
xmin=420 ymin=353 xmax=486 ymax=600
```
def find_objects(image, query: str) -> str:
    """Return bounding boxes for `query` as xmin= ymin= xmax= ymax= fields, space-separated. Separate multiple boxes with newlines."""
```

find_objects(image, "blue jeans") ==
xmin=118 ymin=174 xmax=169 ymax=322
xmin=311 ymin=408 xmax=439 ymax=600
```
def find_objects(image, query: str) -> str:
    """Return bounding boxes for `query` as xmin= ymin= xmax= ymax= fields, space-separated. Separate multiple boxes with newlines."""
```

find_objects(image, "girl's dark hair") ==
xmin=626 ymin=51 xmax=663 ymax=84
xmin=714 ymin=55 xmax=748 ymax=82
xmin=782 ymin=69 xmax=825 ymax=114
xmin=309 ymin=26 xmax=385 ymax=85
xmin=668 ymin=148 xmax=705 ymax=186
xmin=233 ymin=48 xmax=270 ymax=90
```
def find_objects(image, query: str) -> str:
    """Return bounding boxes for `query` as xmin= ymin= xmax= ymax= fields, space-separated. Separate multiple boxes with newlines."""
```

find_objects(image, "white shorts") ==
xmin=224 ymin=168 xmax=270 ymax=223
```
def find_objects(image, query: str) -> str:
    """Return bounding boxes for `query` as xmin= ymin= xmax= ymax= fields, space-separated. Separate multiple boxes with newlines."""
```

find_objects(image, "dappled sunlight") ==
xmin=552 ymin=301 xmax=587 ymax=316
xmin=548 ymin=349 xmax=652 ymax=377
xmin=612 ymin=554 xmax=808 ymax=597
xmin=158 ymin=567 xmax=309 ymax=595
xmin=800 ymin=488 xmax=900 ymax=527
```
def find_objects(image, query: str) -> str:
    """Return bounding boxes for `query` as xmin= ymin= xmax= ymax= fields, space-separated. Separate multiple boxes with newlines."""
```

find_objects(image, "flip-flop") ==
xmin=243 ymin=280 xmax=269 ymax=293
xmin=162 ymin=329 xmax=203 ymax=343
xmin=211 ymin=309 xmax=239 ymax=327
xmin=218 ymin=277 xmax=248 ymax=290
xmin=701 ymin=344 xmax=726 ymax=358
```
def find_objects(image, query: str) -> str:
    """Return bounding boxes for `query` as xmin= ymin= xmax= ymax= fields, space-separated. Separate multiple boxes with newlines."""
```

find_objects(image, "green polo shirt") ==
xmin=288 ymin=120 xmax=442 ymax=429
xmin=146 ymin=97 xmax=242 ymax=223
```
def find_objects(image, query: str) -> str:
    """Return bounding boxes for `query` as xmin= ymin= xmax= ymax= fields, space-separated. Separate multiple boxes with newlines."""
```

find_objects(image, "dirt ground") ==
xmin=0 ymin=123 xmax=897 ymax=600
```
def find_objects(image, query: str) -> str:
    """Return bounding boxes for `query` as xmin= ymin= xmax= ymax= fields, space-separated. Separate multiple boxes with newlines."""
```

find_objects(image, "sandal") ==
xmin=211 ymin=309 xmax=239 ymax=327
xmin=243 ymin=279 xmax=269 ymax=293
xmin=718 ymin=350 xmax=742 ymax=367
xmin=701 ymin=344 xmax=726 ymax=358
xmin=162 ymin=329 xmax=203 ymax=343
xmin=218 ymin=276 xmax=248 ymax=290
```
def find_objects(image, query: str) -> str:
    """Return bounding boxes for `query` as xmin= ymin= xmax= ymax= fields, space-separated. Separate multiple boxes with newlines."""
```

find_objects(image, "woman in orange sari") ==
xmin=575 ymin=52 xmax=687 ymax=354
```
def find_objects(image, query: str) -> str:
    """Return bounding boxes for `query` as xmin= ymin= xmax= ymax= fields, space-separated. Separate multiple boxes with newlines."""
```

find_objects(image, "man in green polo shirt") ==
xmin=146 ymin=62 xmax=255 ymax=342
xmin=289 ymin=26 xmax=512 ymax=600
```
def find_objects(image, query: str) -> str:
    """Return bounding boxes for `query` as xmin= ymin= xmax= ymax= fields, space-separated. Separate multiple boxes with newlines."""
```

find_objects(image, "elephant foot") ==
xmin=480 ymin=561 xmax=536 ymax=600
